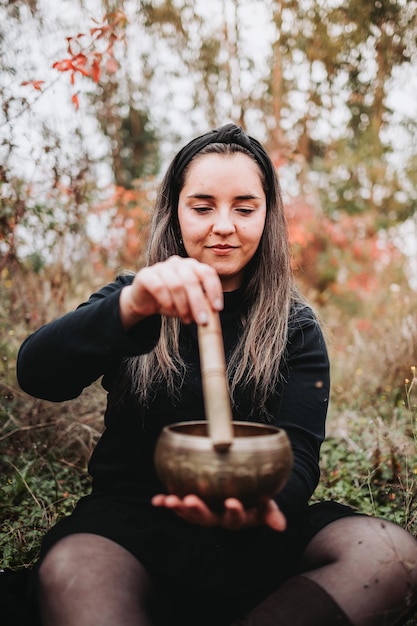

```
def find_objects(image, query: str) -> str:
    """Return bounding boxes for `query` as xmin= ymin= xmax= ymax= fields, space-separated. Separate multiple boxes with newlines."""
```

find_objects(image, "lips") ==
xmin=208 ymin=244 xmax=237 ymax=250
xmin=208 ymin=244 xmax=237 ymax=255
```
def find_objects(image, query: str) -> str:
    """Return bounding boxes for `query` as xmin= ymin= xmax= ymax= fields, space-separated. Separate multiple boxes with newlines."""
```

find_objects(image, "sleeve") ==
xmin=16 ymin=275 xmax=162 ymax=402
xmin=273 ymin=307 xmax=330 ymax=518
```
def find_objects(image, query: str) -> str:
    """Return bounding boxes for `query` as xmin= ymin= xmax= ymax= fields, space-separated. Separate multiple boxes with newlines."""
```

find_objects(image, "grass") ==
xmin=0 ymin=453 xmax=90 ymax=568
xmin=314 ymin=412 xmax=417 ymax=532
xmin=0 ymin=382 xmax=103 ymax=569
xmin=1 ymin=298 xmax=416 ymax=622
xmin=3 ymin=413 xmax=417 ymax=567
xmin=313 ymin=374 xmax=417 ymax=535
xmin=2 ymin=373 xmax=416 ymax=551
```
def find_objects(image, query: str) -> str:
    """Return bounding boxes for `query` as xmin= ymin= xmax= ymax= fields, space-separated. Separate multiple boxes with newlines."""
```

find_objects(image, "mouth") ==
xmin=208 ymin=244 xmax=237 ymax=255
xmin=208 ymin=244 xmax=237 ymax=250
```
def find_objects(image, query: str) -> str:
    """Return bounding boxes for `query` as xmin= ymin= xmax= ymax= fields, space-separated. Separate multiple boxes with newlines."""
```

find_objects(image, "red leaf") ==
xmin=72 ymin=54 xmax=90 ymax=77
xmin=21 ymin=80 xmax=45 ymax=91
xmin=52 ymin=59 xmax=74 ymax=72
xmin=91 ymin=58 xmax=101 ymax=83
xmin=76 ymin=66 xmax=91 ymax=77
xmin=73 ymin=53 xmax=88 ymax=65
xmin=71 ymin=93 xmax=79 ymax=110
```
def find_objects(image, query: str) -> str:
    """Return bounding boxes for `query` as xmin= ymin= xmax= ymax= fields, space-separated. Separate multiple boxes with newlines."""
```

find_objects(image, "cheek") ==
xmin=248 ymin=219 xmax=266 ymax=245
xmin=180 ymin=223 xmax=204 ymax=249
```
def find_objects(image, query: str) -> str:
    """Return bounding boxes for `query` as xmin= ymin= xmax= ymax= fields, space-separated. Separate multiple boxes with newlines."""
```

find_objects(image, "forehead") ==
xmin=182 ymin=152 xmax=264 ymax=188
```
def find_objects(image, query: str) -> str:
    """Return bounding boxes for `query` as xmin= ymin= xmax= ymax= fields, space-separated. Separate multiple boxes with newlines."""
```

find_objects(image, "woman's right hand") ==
xmin=119 ymin=256 xmax=224 ymax=329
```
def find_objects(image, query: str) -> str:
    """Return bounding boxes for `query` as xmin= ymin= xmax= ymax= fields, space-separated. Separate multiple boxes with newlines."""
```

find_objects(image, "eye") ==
xmin=192 ymin=205 xmax=212 ymax=213
xmin=235 ymin=207 xmax=255 ymax=215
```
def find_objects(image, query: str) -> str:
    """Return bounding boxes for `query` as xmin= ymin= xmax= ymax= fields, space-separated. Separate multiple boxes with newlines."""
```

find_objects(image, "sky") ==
xmin=1 ymin=0 xmax=416 ymax=283
xmin=2 ymin=0 xmax=417 ymax=173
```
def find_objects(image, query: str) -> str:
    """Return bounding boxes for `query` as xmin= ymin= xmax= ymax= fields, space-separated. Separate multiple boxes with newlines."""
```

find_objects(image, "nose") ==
xmin=212 ymin=210 xmax=236 ymax=235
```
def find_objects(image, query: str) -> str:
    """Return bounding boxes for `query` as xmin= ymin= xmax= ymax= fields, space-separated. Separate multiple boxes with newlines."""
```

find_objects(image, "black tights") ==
xmin=233 ymin=516 xmax=417 ymax=626
xmin=37 ymin=516 xmax=417 ymax=626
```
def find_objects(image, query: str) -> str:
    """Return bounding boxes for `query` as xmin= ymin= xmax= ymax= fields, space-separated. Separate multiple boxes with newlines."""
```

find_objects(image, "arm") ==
xmin=274 ymin=306 xmax=329 ymax=518
xmin=16 ymin=275 xmax=162 ymax=402
xmin=17 ymin=257 xmax=224 ymax=402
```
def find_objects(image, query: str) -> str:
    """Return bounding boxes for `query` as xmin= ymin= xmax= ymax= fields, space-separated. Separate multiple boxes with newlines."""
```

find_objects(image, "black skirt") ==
xmin=30 ymin=494 xmax=360 ymax=625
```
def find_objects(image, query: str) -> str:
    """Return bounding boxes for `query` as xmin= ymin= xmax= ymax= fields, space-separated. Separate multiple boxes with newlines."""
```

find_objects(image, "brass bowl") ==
xmin=154 ymin=420 xmax=293 ymax=512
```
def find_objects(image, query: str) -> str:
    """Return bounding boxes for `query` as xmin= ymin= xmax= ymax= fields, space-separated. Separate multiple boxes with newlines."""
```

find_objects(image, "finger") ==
xmin=134 ymin=266 xmax=177 ymax=317
xmin=154 ymin=266 xmax=194 ymax=322
xmin=141 ymin=258 xmax=210 ymax=324
xmin=163 ymin=258 xmax=223 ymax=325
xmin=151 ymin=494 xmax=166 ymax=506
xmin=223 ymin=498 xmax=246 ymax=529
xmin=263 ymin=500 xmax=287 ymax=532
xmin=161 ymin=259 xmax=209 ymax=324
xmin=152 ymin=493 xmax=218 ymax=526
xmin=154 ymin=495 xmax=197 ymax=522
xmin=190 ymin=262 xmax=224 ymax=318
xmin=151 ymin=494 xmax=184 ymax=509
xmin=179 ymin=495 xmax=222 ymax=526
xmin=163 ymin=494 xmax=184 ymax=509
xmin=134 ymin=257 xmax=223 ymax=325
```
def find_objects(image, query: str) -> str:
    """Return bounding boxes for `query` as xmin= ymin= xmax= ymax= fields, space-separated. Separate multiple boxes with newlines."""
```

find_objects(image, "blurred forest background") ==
xmin=1 ymin=0 xmax=417 ymax=584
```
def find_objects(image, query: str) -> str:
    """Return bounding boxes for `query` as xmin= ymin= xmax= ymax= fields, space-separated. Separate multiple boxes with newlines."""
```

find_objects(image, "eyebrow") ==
xmin=186 ymin=193 xmax=262 ymax=200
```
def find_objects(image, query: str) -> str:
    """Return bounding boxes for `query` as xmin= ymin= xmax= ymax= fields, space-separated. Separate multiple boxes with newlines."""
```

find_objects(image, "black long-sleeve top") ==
xmin=17 ymin=275 xmax=329 ymax=519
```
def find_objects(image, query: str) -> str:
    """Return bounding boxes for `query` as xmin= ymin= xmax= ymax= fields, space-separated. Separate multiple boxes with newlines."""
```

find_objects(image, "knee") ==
xmin=363 ymin=519 xmax=417 ymax=571
xmin=304 ymin=515 xmax=417 ymax=581
xmin=363 ymin=519 xmax=417 ymax=615
xmin=302 ymin=516 xmax=417 ymax=621
xmin=38 ymin=537 xmax=83 ymax=598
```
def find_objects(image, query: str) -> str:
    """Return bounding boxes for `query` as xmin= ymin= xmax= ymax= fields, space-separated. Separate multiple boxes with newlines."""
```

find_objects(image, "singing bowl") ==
xmin=154 ymin=420 xmax=293 ymax=512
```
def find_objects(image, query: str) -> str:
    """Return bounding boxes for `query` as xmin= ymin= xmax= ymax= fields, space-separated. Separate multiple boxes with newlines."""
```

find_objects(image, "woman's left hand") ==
xmin=151 ymin=493 xmax=286 ymax=532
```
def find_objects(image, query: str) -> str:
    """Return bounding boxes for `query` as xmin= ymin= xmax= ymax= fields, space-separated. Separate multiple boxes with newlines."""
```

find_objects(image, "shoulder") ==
xmin=287 ymin=301 xmax=328 ymax=355
xmin=288 ymin=301 xmax=319 ymax=330
xmin=78 ymin=273 xmax=135 ymax=307
xmin=97 ymin=272 xmax=135 ymax=293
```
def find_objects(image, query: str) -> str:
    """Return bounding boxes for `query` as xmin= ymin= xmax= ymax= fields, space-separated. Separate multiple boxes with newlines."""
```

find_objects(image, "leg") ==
xmin=232 ymin=575 xmax=353 ymax=625
xmin=38 ymin=533 xmax=156 ymax=626
xmin=232 ymin=516 xmax=417 ymax=626
xmin=301 ymin=516 xmax=417 ymax=625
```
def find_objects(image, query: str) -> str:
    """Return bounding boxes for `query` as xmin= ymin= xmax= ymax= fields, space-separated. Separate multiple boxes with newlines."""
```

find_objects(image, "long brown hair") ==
xmin=125 ymin=142 xmax=302 ymax=419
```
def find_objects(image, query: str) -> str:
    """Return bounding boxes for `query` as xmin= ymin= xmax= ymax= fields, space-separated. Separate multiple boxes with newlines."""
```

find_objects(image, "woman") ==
xmin=17 ymin=124 xmax=417 ymax=626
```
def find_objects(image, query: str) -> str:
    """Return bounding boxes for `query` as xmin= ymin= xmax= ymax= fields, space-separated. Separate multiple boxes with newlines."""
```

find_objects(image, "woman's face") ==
xmin=177 ymin=153 xmax=267 ymax=291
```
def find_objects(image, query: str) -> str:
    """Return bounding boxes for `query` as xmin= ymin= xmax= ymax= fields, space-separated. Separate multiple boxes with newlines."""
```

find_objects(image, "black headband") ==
xmin=170 ymin=123 xmax=276 ymax=202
